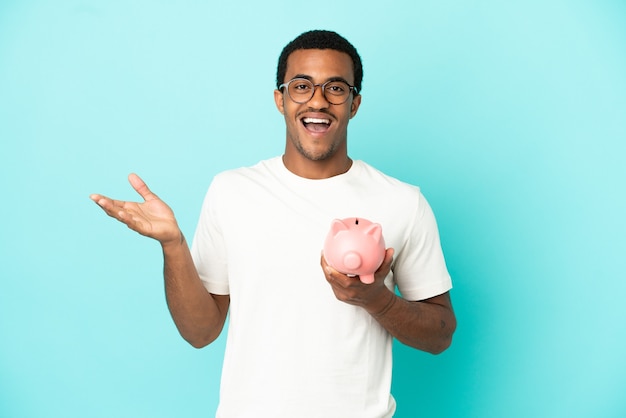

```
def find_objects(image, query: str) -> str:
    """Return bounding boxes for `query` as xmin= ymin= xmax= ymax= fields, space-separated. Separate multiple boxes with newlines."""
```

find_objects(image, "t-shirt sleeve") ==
xmin=190 ymin=178 xmax=230 ymax=295
xmin=393 ymin=192 xmax=452 ymax=301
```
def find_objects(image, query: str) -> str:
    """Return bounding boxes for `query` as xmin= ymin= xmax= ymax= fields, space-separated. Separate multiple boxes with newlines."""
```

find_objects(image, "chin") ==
xmin=296 ymin=142 xmax=338 ymax=162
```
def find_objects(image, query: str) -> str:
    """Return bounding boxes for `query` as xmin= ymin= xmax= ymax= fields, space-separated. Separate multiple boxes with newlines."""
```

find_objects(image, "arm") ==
xmin=90 ymin=173 xmax=229 ymax=348
xmin=321 ymin=249 xmax=456 ymax=354
xmin=161 ymin=234 xmax=229 ymax=348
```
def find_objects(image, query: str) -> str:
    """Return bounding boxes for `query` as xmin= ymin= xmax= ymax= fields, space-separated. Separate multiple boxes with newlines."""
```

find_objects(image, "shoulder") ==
xmin=210 ymin=157 xmax=282 ymax=188
xmin=215 ymin=156 xmax=280 ymax=180
xmin=354 ymin=160 xmax=423 ymax=199
xmin=352 ymin=161 xmax=437 ymax=228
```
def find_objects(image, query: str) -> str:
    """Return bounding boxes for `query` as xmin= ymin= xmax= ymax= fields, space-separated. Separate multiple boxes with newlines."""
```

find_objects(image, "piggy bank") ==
xmin=323 ymin=217 xmax=386 ymax=284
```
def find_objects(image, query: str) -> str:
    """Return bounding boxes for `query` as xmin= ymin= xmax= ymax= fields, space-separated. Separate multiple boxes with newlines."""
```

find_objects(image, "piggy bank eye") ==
xmin=355 ymin=219 xmax=359 ymax=225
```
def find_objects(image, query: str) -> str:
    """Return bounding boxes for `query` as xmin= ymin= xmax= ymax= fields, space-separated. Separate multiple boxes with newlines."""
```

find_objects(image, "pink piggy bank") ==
xmin=323 ymin=217 xmax=386 ymax=284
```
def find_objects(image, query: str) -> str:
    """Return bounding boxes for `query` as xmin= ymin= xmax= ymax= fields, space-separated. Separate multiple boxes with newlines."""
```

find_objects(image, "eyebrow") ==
xmin=291 ymin=74 xmax=352 ymax=86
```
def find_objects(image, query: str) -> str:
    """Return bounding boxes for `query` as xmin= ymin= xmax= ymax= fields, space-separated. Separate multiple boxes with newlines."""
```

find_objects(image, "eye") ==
xmin=326 ymin=82 xmax=348 ymax=95
xmin=291 ymin=80 xmax=312 ymax=93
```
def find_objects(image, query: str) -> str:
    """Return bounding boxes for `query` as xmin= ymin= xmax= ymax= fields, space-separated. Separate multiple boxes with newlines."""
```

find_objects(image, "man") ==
xmin=91 ymin=30 xmax=456 ymax=418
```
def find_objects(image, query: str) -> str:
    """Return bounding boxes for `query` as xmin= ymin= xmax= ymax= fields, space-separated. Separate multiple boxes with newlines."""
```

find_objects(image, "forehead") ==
xmin=285 ymin=49 xmax=354 ymax=83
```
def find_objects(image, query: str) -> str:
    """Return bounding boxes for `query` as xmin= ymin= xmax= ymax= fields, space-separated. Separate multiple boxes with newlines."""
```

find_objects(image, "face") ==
xmin=274 ymin=49 xmax=361 ymax=164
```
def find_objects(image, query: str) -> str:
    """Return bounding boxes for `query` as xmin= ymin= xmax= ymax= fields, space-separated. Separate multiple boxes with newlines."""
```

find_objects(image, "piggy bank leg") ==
xmin=359 ymin=274 xmax=375 ymax=284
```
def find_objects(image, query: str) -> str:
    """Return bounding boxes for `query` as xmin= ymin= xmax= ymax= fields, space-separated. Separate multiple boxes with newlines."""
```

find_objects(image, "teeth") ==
xmin=303 ymin=117 xmax=330 ymax=125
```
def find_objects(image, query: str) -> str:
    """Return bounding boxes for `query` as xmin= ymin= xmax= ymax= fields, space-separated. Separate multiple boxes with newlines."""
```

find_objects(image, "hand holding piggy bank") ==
xmin=323 ymin=217 xmax=386 ymax=284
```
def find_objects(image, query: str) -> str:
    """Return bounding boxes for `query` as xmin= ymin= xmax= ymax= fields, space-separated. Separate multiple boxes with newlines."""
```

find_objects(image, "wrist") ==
xmin=367 ymin=289 xmax=397 ymax=318
xmin=160 ymin=230 xmax=185 ymax=251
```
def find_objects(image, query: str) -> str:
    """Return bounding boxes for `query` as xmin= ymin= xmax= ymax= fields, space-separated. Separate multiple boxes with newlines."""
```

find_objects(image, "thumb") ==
xmin=128 ymin=173 xmax=157 ymax=201
xmin=382 ymin=248 xmax=394 ymax=269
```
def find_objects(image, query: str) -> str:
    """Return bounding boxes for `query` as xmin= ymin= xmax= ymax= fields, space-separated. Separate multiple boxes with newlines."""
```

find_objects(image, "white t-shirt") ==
xmin=191 ymin=157 xmax=452 ymax=418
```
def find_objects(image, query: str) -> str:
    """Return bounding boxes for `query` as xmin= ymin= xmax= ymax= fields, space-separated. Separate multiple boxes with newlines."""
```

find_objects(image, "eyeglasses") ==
xmin=279 ymin=78 xmax=358 ymax=105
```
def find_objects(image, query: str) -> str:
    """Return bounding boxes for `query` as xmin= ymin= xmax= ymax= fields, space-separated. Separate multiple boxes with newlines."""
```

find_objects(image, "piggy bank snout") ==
xmin=323 ymin=217 xmax=386 ymax=284
xmin=343 ymin=251 xmax=362 ymax=270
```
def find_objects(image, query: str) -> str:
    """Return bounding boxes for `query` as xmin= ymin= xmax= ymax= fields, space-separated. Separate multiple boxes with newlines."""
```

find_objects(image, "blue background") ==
xmin=1 ymin=1 xmax=625 ymax=417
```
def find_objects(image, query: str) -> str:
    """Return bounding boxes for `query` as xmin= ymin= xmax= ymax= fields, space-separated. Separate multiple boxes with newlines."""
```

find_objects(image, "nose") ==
xmin=309 ymin=84 xmax=330 ymax=108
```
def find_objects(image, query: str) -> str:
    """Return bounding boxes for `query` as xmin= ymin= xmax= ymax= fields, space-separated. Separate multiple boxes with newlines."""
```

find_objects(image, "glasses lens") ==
xmin=287 ymin=79 xmax=314 ymax=104
xmin=285 ymin=78 xmax=353 ymax=105
xmin=323 ymin=81 xmax=351 ymax=105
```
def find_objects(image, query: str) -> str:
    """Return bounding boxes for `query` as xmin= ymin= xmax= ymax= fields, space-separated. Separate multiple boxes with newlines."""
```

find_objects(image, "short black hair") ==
xmin=276 ymin=30 xmax=363 ymax=93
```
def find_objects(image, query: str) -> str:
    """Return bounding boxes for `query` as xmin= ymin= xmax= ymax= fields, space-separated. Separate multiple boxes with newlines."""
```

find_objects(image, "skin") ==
xmin=277 ymin=49 xmax=456 ymax=353
xmin=321 ymin=252 xmax=456 ymax=353
xmin=90 ymin=174 xmax=228 ymax=348
xmin=275 ymin=49 xmax=361 ymax=179
xmin=90 ymin=48 xmax=456 ymax=354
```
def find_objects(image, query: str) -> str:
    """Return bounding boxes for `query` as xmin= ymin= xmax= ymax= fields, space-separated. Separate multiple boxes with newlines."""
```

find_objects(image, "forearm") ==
xmin=162 ymin=233 xmax=227 ymax=348
xmin=366 ymin=290 xmax=456 ymax=354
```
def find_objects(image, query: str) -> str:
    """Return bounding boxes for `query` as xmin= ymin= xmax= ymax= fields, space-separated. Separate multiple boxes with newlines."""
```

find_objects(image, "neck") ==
xmin=282 ymin=154 xmax=353 ymax=179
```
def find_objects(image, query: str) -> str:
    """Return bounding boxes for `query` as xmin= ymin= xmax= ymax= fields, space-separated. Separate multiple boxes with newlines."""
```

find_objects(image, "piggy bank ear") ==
xmin=364 ymin=223 xmax=382 ymax=242
xmin=330 ymin=219 xmax=349 ymax=236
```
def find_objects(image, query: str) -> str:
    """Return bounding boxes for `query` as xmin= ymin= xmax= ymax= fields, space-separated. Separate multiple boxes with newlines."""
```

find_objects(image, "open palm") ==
xmin=91 ymin=174 xmax=181 ymax=244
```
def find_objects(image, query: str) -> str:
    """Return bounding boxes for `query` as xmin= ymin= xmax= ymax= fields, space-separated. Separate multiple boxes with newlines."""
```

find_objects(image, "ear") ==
xmin=274 ymin=89 xmax=285 ymax=115
xmin=330 ymin=219 xmax=349 ymax=236
xmin=364 ymin=223 xmax=382 ymax=242
xmin=350 ymin=94 xmax=362 ymax=119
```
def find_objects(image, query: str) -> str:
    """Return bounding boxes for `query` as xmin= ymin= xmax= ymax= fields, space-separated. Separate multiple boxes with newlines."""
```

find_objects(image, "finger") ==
xmin=90 ymin=194 xmax=132 ymax=224
xmin=90 ymin=194 xmax=122 ymax=212
xmin=90 ymin=194 xmax=114 ymax=210
xmin=326 ymin=267 xmax=356 ymax=289
xmin=117 ymin=210 xmax=147 ymax=233
xmin=320 ymin=253 xmax=338 ymax=280
xmin=320 ymin=254 xmax=339 ymax=282
xmin=372 ymin=248 xmax=395 ymax=282
xmin=382 ymin=248 xmax=394 ymax=269
xmin=320 ymin=252 xmax=329 ymax=269
xmin=320 ymin=252 xmax=361 ymax=289
xmin=90 ymin=193 xmax=106 ymax=204
xmin=128 ymin=173 xmax=157 ymax=202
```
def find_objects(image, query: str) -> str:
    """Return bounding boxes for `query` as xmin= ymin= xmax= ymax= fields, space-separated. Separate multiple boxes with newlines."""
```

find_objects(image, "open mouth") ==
xmin=302 ymin=117 xmax=331 ymax=133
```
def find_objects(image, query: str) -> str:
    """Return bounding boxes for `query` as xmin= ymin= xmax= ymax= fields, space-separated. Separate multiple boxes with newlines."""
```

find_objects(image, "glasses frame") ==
xmin=279 ymin=77 xmax=359 ymax=105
